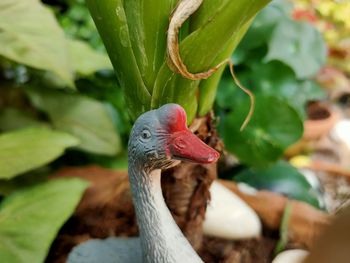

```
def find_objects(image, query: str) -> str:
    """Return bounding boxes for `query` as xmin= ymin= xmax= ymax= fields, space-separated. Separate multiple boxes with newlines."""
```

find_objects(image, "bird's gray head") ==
xmin=128 ymin=103 xmax=219 ymax=171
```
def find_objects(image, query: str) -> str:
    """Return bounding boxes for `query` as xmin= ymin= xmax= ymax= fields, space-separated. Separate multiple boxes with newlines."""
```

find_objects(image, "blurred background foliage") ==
xmin=294 ymin=0 xmax=350 ymax=73
xmin=218 ymin=0 xmax=327 ymax=168
xmin=0 ymin=0 xmax=348 ymax=261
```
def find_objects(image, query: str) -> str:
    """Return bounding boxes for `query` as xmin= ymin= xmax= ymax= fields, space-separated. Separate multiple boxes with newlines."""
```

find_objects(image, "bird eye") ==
xmin=140 ymin=129 xmax=151 ymax=141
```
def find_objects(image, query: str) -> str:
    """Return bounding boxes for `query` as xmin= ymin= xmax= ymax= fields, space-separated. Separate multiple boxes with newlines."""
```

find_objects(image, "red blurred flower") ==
xmin=292 ymin=9 xmax=318 ymax=24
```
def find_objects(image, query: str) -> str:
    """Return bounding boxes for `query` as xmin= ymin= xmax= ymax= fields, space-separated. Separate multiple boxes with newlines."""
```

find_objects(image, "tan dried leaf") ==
xmin=167 ymin=0 xmax=229 ymax=80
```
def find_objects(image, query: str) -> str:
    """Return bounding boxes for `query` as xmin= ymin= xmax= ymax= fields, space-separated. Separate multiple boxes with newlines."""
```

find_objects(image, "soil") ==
xmin=338 ymin=93 xmax=350 ymax=107
xmin=307 ymin=101 xmax=331 ymax=120
xmin=200 ymin=236 xmax=277 ymax=263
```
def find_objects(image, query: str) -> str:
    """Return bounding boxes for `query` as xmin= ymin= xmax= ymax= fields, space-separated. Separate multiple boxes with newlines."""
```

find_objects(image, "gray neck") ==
xmin=128 ymin=160 xmax=203 ymax=263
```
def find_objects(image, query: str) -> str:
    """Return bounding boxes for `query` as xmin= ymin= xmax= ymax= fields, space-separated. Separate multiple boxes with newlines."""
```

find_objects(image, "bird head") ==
xmin=128 ymin=103 xmax=220 ymax=170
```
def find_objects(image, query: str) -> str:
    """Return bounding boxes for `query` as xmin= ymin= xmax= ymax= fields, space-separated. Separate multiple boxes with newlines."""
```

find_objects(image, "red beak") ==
xmin=168 ymin=129 xmax=220 ymax=164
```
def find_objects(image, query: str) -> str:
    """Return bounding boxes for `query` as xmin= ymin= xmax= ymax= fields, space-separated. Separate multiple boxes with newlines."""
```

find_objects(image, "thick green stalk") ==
xmin=86 ymin=0 xmax=151 ymax=120
xmin=87 ymin=0 xmax=271 ymax=122
xmin=152 ymin=0 xmax=271 ymax=122
xmin=123 ymin=0 xmax=177 ymax=92
xmin=182 ymin=0 xmax=270 ymax=72
xmin=198 ymin=18 xmax=254 ymax=116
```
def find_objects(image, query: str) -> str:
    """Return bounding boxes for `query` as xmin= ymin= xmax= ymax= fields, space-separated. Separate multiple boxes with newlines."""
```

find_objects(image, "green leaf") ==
xmin=216 ymin=71 xmax=245 ymax=109
xmin=221 ymin=95 xmax=303 ymax=167
xmin=0 ymin=127 xmax=79 ymax=180
xmin=75 ymin=73 xmax=132 ymax=137
xmin=216 ymin=61 xmax=326 ymax=118
xmin=235 ymin=161 xmax=323 ymax=208
xmin=0 ymin=168 xmax=49 ymax=196
xmin=235 ymin=0 xmax=292 ymax=51
xmin=265 ymin=19 xmax=327 ymax=79
xmin=27 ymin=87 xmax=121 ymax=156
xmin=246 ymin=61 xmax=326 ymax=117
xmin=68 ymin=39 xmax=112 ymax=76
xmin=0 ymin=0 xmax=73 ymax=87
xmin=58 ymin=2 xmax=105 ymax=50
xmin=274 ymin=202 xmax=292 ymax=255
xmin=0 ymin=178 xmax=88 ymax=263
xmin=0 ymin=108 xmax=46 ymax=132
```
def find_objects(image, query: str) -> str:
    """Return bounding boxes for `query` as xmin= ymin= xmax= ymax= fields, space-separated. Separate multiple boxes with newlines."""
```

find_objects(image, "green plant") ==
xmin=0 ymin=0 xmax=273 ymax=261
xmin=213 ymin=0 xmax=327 ymax=211
xmin=0 ymin=0 xmax=329 ymax=261
xmin=86 ymin=0 xmax=270 ymax=122
xmin=0 ymin=0 xmax=120 ymax=261
xmin=216 ymin=0 xmax=327 ymax=167
xmin=234 ymin=160 xmax=323 ymax=209
xmin=295 ymin=0 xmax=350 ymax=73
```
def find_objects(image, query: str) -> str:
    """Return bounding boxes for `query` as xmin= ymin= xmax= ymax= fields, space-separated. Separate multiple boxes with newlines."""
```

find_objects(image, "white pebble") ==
xmin=272 ymin=249 xmax=309 ymax=263
xmin=331 ymin=119 xmax=350 ymax=150
xmin=203 ymin=181 xmax=261 ymax=239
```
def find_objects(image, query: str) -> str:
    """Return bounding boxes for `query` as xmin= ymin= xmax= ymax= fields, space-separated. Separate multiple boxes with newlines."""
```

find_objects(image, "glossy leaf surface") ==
xmin=0 ymin=178 xmax=88 ymax=263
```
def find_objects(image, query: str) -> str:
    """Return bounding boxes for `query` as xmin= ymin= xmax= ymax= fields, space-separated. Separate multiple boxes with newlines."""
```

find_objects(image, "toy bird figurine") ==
xmin=68 ymin=104 xmax=219 ymax=263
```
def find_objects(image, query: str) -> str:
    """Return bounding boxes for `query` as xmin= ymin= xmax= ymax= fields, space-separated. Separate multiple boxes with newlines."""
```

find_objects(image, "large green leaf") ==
xmin=234 ymin=160 xmax=323 ymax=209
xmin=0 ymin=0 xmax=73 ymax=87
xmin=216 ymin=73 xmax=245 ymax=109
xmin=58 ymin=2 xmax=105 ymax=51
xmin=68 ymin=39 xmax=112 ymax=76
xmin=0 ymin=168 xmax=49 ymax=196
xmin=216 ymin=61 xmax=326 ymax=118
xmin=0 ymin=178 xmax=88 ymax=263
xmin=27 ymin=88 xmax=121 ymax=156
xmin=221 ymin=95 xmax=303 ymax=167
xmin=246 ymin=61 xmax=326 ymax=118
xmin=0 ymin=127 xmax=79 ymax=180
xmin=265 ymin=19 xmax=327 ymax=79
xmin=75 ymin=72 xmax=132 ymax=137
xmin=237 ymin=0 xmax=293 ymax=51
xmin=0 ymin=108 xmax=46 ymax=132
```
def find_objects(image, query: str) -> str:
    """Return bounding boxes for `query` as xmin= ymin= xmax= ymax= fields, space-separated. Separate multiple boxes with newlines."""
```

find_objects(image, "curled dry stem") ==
xmin=167 ymin=0 xmax=229 ymax=80
xmin=189 ymin=117 xmax=206 ymax=132
xmin=228 ymin=61 xmax=255 ymax=131
xmin=167 ymin=0 xmax=254 ymax=130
